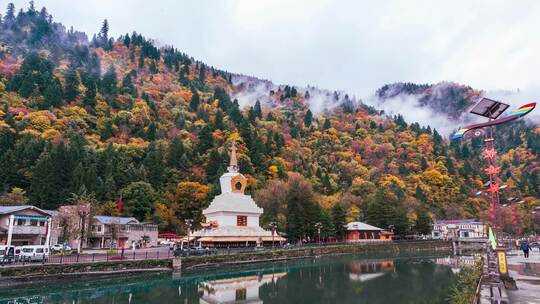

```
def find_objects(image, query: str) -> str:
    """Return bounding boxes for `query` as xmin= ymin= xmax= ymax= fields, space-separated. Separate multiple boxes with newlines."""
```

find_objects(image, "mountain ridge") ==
xmin=0 ymin=2 xmax=538 ymax=238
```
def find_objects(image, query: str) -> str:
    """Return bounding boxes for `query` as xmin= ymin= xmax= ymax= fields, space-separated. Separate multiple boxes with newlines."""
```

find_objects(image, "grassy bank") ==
xmin=0 ymin=241 xmax=451 ymax=285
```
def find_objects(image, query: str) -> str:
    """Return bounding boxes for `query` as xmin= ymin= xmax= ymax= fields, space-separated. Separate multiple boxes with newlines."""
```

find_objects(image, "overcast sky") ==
xmin=10 ymin=0 xmax=540 ymax=98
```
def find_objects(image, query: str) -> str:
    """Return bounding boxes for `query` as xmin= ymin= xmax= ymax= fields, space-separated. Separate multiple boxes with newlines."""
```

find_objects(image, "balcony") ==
xmin=11 ymin=225 xmax=47 ymax=235
xmin=89 ymin=231 xmax=129 ymax=238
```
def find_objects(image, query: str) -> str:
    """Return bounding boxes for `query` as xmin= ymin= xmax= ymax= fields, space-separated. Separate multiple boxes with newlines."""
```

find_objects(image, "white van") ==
xmin=0 ymin=245 xmax=17 ymax=263
xmin=20 ymin=245 xmax=49 ymax=262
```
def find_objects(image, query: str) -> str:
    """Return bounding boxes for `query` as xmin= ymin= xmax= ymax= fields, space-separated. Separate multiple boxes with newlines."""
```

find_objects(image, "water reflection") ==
xmin=434 ymin=255 xmax=477 ymax=274
xmin=348 ymin=259 xmax=394 ymax=282
xmin=0 ymin=254 xmax=461 ymax=304
xmin=199 ymin=273 xmax=286 ymax=304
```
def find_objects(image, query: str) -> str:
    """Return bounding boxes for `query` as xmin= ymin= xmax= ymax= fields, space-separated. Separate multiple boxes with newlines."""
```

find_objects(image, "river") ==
xmin=0 ymin=252 xmax=469 ymax=303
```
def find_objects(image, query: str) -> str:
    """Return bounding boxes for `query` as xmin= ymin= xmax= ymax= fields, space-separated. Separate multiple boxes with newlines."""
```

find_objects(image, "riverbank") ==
xmin=0 ymin=241 xmax=452 ymax=287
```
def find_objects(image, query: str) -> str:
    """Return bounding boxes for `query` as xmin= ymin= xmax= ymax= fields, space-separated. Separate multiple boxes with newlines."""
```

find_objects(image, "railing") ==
xmin=0 ymin=239 xmax=448 ymax=268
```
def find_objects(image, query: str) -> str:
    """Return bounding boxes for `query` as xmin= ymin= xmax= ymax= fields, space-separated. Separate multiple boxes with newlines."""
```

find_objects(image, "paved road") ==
xmin=506 ymin=249 xmax=540 ymax=304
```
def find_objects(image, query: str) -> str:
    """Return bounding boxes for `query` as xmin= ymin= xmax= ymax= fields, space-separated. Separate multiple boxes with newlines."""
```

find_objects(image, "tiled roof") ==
xmin=346 ymin=222 xmax=383 ymax=231
xmin=0 ymin=205 xmax=51 ymax=216
xmin=94 ymin=215 xmax=140 ymax=225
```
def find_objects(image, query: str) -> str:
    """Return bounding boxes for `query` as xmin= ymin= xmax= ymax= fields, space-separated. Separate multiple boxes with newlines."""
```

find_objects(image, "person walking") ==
xmin=520 ymin=240 xmax=531 ymax=258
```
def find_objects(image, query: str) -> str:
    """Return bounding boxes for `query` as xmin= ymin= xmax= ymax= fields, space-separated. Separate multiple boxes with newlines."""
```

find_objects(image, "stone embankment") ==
xmin=0 ymin=241 xmax=451 ymax=286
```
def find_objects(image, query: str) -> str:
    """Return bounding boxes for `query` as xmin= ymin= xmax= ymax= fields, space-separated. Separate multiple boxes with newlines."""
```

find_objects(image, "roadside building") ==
xmin=0 ymin=205 xmax=53 ymax=246
xmin=431 ymin=219 xmax=487 ymax=239
xmin=191 ymin=142 xmax=285 ymax=247
xmin=87 ymin=216 xmax=158 ymax=249
xmin=345 ymin=222 xmax=394 ymax=242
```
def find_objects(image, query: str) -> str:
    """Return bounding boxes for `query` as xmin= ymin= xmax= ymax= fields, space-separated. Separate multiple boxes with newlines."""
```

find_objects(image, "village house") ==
xmin=0 ymin=205 xmax=160 ymax=250
xmin=345 ymin=222 xmax=394 ymax=242
xmin=431 ymin=219 xmax=487 ymax=239
xmin=87 ymin=216 xmax=159 ymax=249
xmin=0 ymin=205 xmax=53 ymax=246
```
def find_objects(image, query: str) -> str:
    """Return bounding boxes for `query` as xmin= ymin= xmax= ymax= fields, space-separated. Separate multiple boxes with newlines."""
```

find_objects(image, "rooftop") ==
xmin=94 ymin=215 xmax=140 ymax=225
xmin=0 ymin=205 xmax=51 ymax=216
xmin=346 ymin=222 xmax=383 ymax=231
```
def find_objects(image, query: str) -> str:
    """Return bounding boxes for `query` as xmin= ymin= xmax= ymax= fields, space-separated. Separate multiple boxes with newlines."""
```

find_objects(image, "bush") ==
xmin=448 ymin=260 xmax=483 ymax=304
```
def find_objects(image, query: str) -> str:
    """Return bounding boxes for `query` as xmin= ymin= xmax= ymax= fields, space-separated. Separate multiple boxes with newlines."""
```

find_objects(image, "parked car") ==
xmin=174 ymin=246 xmax=214 ymax=257
xmin=51 ymin=244 xmax=72 ymax=253
xmin=20 ymin=245 xmax=49 ymax=262
xmin=282 ymin=243 xmax=295 ymax=249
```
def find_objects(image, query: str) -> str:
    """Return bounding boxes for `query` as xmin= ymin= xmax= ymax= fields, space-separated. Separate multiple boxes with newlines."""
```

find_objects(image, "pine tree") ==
xmin=197 ymin=125 xmax=214 ymax=154
xmin=331 ymin=203 xmax=347 ymax=239
xmin=213 ymin=110 xmax=225 ymax=130
xmin=198 ymin=64 xmax=205 ymax=83
xmin=167 ymin=137 xmax=186 ymax=169
xmin=190 ymin=88 xmax=200 ymax=111
xmin=99 ymin=19 xmax=109 ymax=44
xmin=138 ymin=51 xmax=145 ymax=69
xmin=101 ymin=65 xmax=117 ymax=97
xmin=83 ymin=79 xmax=96 ymax=107
xmin=304 ymin=109 xmax=313 ymax=127
xmin=254 ymin=100 xmax=262 ymax=119
xmin=64 ymin=65 xmax=80 ymax=102
xmin=5 ymin=3 xmax=15 ymax=25
xmin=415 ymin=207 xmax=432 ymax=235
xmin=323 ymin=118 xmax=331 ymax=130
xmin=143 ymin=142 xmax=165 ymax=188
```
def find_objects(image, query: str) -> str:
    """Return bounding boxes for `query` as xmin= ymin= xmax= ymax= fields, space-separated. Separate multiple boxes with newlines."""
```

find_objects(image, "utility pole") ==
xmin=315 ymin=222 xmax=322 ymax=245
xmin=269 ymin=222 xmax=277 ymax=252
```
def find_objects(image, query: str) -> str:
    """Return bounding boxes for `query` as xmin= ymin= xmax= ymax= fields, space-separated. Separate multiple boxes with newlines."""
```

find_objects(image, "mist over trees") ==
xmin=0 ymin=2 xmax=538 ymax=237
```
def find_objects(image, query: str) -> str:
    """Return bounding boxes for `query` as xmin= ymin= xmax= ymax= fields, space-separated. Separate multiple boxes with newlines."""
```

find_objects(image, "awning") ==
xmin=14 ymin=215 xmax=49 ymax=220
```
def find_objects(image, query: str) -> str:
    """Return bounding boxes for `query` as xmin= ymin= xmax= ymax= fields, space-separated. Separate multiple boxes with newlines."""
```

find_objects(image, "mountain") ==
xmin=0 ymin=3 xmax=538 ymax=239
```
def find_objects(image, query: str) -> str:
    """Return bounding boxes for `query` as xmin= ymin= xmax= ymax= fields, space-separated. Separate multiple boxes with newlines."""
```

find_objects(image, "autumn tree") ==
xmin=166 ymin=182 xmax=210 ymax=229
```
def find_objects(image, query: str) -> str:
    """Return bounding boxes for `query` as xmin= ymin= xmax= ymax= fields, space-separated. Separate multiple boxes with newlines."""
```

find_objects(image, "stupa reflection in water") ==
xmin=198 ymin=272 xmax=287 ymax=304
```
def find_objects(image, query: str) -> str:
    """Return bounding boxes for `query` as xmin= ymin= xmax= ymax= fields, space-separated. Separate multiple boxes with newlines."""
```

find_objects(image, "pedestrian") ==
xmin=121 ymin=246 xmax=125 ymax=258
xmin=520 ymin=240 xmax=531 ymax=258
xmin=131 ymin=241 xmax=136 ymax=255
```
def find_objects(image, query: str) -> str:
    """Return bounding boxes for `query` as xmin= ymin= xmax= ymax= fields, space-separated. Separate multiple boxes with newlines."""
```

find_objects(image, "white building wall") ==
xmin=205 ymin=212 xmax=260 ymax=227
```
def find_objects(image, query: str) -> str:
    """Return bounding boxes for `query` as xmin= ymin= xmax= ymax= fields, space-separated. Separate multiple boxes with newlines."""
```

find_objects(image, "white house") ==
xmin=431 ymin=219 xmax=487 ymax=239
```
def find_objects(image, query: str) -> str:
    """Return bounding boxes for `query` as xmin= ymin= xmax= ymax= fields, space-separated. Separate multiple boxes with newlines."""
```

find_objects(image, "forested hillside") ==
xmin=0 ymin=3 xmax=538 ymax=240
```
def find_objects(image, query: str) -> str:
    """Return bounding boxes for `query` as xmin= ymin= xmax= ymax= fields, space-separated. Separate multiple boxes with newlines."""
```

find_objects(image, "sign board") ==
xmin=497 ymin=251 xmax=507 ymax=275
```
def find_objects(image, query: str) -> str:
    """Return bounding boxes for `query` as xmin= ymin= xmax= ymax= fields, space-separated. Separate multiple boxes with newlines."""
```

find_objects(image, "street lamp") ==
xmin=268 ymin=222 xmax=277 ymax=251
xmin=315 ymin=222 xmax=323 ymax=245
xmin=184 ymin=219 xmax=193 ymax=249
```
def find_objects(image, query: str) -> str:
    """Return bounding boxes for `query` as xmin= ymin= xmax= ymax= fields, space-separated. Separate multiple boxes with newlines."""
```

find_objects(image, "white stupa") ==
xmin=192 ymin=142 xmax=285 ymax=247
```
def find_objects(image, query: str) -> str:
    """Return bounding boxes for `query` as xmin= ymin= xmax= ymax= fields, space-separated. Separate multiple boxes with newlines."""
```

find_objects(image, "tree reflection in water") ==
xmin=0 ymin=254 xmax=458 ymax=304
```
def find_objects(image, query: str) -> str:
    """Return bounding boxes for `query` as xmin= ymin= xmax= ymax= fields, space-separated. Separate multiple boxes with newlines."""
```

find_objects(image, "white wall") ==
xmin=206 ymin=212 xmax=260 ymax=227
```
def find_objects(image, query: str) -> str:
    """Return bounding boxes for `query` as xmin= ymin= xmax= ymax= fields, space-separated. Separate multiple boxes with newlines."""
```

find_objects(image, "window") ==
xmin=30 ymin=220 xmax=38 ymax=226
xmin=97 ymin=225 xmax=102 ymax=232
xmin=235 ymin=289 xmax=247 ymax=301
xmin=237 ymin=216 xmax=247 ymax=226
xmin=39 ymin=221 xmax=46 ymax=227
xmin=16 ymin=219 xmax=25 ymax=226
xmin=235 ymin=182 xmax=243 ymax=190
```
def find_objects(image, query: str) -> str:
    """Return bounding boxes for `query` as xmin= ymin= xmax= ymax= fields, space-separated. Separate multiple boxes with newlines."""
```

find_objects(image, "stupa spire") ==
xmin=227 ymin=141 xmax=239 ymax=173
